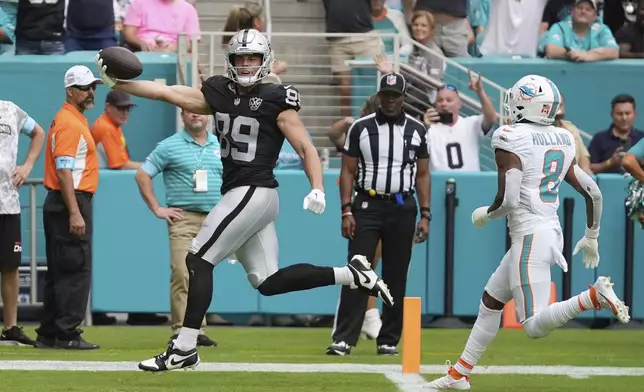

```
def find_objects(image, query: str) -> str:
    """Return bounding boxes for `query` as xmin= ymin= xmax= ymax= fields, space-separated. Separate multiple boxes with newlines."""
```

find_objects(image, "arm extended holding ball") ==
xmin=95 ymin=54 xmax=211 ymax=115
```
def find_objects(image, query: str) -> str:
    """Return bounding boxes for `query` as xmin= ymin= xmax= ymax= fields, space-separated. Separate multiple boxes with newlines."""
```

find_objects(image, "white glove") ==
xmin=471 ymin=206 xmax=490 ymax=228
xmin=551 ymin=246 xmax=568 ymax=273
xmin=303 ymin=189 xmax=326 ymax=214
xmin=573 ymin=231 xmax=600 ymax=268
xmin=94 ymin=53 xmax=117 ymax=88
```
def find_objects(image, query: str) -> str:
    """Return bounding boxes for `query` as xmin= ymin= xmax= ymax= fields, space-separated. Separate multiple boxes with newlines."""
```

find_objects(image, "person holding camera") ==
xmin=424 ymin=71 xmax=498 ymax=172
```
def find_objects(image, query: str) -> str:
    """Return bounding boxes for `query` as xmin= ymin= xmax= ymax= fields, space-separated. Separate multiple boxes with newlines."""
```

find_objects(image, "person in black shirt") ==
xmin=615 ymin=0 xmax=644 ymax=58
xmin=323 ymin=0 xmax=384 ymax=117
xmin=15 ymin=0 xmax=65 ymax=54
xmin=65 ymin=0 xmax=117 ymax=52
xmin=327 ymin=72 xmax=431 ymax=356
xmin=96 ymin=28 xmax=394 ymax=372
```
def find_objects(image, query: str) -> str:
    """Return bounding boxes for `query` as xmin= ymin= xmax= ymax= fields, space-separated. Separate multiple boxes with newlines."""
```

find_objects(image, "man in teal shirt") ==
xmin=543 ymin=0 xmax=618 ymax=62
xmin=135 ymin=109 xmax=221 ymax=348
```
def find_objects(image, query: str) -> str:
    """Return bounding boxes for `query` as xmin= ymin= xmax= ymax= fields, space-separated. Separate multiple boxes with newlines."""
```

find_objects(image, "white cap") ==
xmin=64 ymin=65 xmax=103 ymax=88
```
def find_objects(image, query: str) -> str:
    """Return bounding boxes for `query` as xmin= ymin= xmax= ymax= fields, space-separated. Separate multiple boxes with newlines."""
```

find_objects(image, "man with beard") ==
xmin=35 ymin=65 xmax=102 ymax=350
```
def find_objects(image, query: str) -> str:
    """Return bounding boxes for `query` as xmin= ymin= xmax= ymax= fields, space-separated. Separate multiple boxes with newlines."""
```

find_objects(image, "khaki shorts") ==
xmin=328 ymin=30 xmax=384 ymax=74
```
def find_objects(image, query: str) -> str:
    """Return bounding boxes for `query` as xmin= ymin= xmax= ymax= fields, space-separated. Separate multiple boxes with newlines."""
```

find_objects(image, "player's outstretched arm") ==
xmin=114 ymin=81 xmax=211 ymax=115
xmin=564 ymin=160 xmax=602 ymax=237
xmin=278 ymin=109 xmax=324 ymax=192
xmin=95 ymin=57 xmax=211 ymax=115
xmin=486 ymin=149 xmax=523 ymax=219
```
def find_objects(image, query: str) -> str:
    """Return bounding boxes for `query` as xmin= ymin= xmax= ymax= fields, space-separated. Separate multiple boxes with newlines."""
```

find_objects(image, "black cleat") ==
xmin=139 ymin=342 xmax=200 ymax=372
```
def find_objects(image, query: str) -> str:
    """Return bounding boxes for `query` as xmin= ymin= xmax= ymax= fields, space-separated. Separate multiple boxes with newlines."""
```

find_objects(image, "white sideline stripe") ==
xmin=0 ymin=361 xmax=644 ymax=378
xmin=385 ymin=372 xmax=430 ymax=392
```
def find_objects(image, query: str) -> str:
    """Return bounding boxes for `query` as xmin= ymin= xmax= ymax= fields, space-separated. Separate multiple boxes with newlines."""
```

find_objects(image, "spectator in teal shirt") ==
xmin=467 ymin=0 xmax=490 ymax=57
xmin=135 ymin=109 xmax=221 ymax=348
xmin=543 ymin=0 xmax=618 ymax=62
xmin=0 ymin=6 xmax=14 ymax=54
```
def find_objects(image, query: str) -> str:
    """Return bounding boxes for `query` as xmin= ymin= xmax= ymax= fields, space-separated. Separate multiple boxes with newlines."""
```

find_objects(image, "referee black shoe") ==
xmin=348 ymin=255 xmax=394 ymax=307
xmin=138 ymin=342 xmax=200 ymax=372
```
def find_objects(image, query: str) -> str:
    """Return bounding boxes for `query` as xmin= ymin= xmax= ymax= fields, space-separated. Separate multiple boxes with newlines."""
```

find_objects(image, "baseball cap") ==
xmin=64 ymin=65 xmax=103 ymax=88
xmin=575 ymin=0 xmax=597 ymax=9
xmin=106 ymin=91 xmax=134 ymax=107
xmin=378 ymin=72 xmax=407 ymax=95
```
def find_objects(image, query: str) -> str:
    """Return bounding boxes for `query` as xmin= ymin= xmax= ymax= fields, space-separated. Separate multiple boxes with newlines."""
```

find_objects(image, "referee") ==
xmin=327 ymin=72 xmax=431 ymax=356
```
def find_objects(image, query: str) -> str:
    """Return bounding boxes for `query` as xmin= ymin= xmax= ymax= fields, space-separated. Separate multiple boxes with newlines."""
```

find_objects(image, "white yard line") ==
xmin=384 ymin=372 xmax=431 ymax=392
xmin=0 ymin=360 xmax=643 ymax=378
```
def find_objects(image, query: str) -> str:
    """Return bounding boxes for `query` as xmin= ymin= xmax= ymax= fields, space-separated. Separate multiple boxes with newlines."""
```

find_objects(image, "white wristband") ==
xmin=585 ymin=227 xmax=599 ymax=239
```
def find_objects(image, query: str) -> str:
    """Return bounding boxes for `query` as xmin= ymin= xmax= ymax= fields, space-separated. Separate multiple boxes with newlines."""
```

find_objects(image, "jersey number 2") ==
xmin=214 ymin=113 xmax=260 ymax=163
xmin=539 ymin=149 xmax=565 ymax=203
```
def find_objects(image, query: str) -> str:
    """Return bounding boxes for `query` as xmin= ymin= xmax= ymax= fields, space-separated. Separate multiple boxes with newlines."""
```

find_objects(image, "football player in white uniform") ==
xmin=426 ymin=75 xmax=630 ymax=390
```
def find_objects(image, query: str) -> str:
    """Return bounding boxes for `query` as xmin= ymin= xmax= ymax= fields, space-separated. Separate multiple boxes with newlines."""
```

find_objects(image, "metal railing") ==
xmin=183 ymin=31 xmax=402 ymax=146
xmin=177 ymin=30 xmax=594 ymax=168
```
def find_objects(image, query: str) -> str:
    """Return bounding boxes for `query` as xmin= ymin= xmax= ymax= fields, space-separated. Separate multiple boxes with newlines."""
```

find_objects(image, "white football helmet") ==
xmin=503 ymin=74 xmax=562 ymax=126
xmin=225 ymin=29 xmax=274 ymax=87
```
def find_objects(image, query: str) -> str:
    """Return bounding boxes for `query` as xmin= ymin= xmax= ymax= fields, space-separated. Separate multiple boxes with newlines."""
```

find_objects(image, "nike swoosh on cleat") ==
xmin=169 ymin=356 xmax=192 ymax=366
xmin=356 ymin=269 xmax=371 ymax=284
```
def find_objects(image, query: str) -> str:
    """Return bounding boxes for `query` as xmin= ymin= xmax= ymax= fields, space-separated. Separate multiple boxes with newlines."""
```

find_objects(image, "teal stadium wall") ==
xmin=5 ymin=52 xmax=644 ymax=320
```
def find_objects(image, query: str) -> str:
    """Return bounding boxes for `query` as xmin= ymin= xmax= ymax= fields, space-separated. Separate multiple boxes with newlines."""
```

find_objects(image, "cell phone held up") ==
xmin=438 ymin=111 xmax=453 ymax=124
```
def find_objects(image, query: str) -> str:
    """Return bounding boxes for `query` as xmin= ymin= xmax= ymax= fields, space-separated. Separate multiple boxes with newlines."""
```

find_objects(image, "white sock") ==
xmin=333 ymin=266 xmax=354 ymax=285
xmin=530 ymin=289 xmax=595 ymax=332
xmin=453 ymin=301 xmax=502 ymax=377
xmin=173 ymin=327 xmax=200 ymax=351
xmin=365 ymin=308 xmax=380 ymax=319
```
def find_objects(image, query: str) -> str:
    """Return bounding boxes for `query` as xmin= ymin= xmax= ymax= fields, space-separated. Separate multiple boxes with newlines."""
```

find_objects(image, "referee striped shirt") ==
xmin=343 ymin=109 xmax=429 ymax=194
xmin=141 ymin=130 xmax=223 ymax=213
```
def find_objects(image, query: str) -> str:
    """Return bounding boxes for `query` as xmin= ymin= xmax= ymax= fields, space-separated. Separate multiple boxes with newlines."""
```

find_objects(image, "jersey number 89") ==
xmin=214 ymin=113 xmax=260 ymax=163
xmin=539 ymin=149 xmax=565 ymax=203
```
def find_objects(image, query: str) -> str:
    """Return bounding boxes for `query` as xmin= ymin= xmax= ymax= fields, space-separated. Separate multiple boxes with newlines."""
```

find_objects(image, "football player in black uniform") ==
xmin=95 ymin=29 xmax=394 ymax=372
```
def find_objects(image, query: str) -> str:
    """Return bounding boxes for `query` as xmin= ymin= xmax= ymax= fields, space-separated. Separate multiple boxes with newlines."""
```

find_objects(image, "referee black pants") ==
xmin=36 ymin=191 xmax=93 ymax=341
xmin=333 ymin=192 xmax=417 ymax=347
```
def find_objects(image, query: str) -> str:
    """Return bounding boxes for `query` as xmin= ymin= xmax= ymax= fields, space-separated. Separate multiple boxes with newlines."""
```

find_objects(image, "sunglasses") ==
xmin=438 ymin=84 xmax=458 ymax=92
xmin=73 ymin=83 xmax=97 ymax=92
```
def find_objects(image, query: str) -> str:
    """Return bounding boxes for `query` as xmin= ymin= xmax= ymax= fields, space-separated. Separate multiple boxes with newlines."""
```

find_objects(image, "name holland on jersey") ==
xmin=531 ymin=131 xmax=572 ymax=147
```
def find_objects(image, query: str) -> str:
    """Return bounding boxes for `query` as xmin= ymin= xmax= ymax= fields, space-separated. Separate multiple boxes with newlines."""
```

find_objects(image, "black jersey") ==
xmin=201 ymin=75 xmax=302 ymax=194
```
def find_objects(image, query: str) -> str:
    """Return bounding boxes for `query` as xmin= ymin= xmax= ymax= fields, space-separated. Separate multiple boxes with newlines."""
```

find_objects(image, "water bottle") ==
xmin=321 ymin=148 xmax=330 ymax=170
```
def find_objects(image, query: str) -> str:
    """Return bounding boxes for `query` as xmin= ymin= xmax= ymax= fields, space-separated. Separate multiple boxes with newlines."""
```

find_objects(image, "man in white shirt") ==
xmin=423 ymin=72 xmax=498 ymax=171
xmin=0 ymin=100 xmax=45 ymax=346
xmin=480 ymin=0 xmax=549 ymax=57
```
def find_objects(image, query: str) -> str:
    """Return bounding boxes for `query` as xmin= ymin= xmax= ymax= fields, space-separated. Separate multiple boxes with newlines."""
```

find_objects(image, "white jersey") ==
xmin=0 ymin=101 xmax=35 ymax=215
xmin=491 ymin=122 xmax=576 ymax=237
xmin=428 ymin=114 xmax=485 ymax=172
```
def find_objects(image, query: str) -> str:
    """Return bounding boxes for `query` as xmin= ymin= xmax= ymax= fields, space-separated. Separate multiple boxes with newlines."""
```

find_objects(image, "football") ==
xmin=97 ymin=46 xmax=143 ymax=80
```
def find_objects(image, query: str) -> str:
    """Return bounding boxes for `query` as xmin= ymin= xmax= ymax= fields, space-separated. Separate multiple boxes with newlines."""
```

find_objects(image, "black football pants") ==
xmin=332 ymin=192 xmax=417 ymax=347
xmin=36 ymin=191 xmax=93 ymax=341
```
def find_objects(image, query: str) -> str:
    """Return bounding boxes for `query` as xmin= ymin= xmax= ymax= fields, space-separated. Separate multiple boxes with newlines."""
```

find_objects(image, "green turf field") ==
xmin=1 ymin=326 xmax=643 ymax=391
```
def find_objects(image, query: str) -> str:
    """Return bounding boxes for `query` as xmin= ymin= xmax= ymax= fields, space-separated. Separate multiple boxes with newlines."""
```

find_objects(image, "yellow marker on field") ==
xmin=369 ymin=189 xmax=376 ymax=196
xmin=402 ymin=297 xmax=422 ymax=374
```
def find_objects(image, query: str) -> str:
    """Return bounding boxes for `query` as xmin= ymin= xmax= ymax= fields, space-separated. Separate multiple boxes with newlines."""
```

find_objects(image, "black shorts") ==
xmin=0 ymin=214 xmax=21 ymax=272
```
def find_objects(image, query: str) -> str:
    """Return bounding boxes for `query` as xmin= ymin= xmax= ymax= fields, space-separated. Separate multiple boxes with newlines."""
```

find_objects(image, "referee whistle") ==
xmin=368 ymin=189 xmax=376 ymax=196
